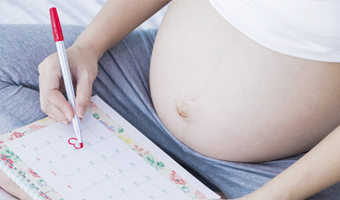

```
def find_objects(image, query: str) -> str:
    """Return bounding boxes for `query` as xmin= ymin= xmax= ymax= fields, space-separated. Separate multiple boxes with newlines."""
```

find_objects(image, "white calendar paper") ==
xmin=6 ymin=96 xmax=219 ymax=200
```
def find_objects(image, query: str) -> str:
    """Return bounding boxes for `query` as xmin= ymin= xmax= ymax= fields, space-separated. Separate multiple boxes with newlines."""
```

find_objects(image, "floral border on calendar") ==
xmin=0 ymin=100 xmax=209 ymax=200
xmin=87 ymin=101 xmax=208 ymax=200
xmin=0 ymin=117 xmax=64 ymax=200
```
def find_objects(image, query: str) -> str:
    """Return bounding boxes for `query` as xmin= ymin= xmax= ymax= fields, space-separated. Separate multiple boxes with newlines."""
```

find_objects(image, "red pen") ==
xmin=50 ymin=7 xmax=83 ymax=149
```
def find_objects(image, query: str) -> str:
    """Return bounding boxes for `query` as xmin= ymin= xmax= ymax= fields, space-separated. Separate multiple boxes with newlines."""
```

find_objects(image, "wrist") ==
xmin=66 ymin=43 xmax=99 ymax=80
xmin=72 ymin=39 xmax=104 ymax=61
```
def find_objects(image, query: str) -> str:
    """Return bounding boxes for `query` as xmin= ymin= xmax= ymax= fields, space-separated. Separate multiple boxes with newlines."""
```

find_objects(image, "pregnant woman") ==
xmin=1 ymin=1 xmax=340 ymax=199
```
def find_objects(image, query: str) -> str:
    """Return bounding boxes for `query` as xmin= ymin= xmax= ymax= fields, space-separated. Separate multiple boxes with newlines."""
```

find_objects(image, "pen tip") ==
xmin=79 ymin=143 xmax=83 ymax=149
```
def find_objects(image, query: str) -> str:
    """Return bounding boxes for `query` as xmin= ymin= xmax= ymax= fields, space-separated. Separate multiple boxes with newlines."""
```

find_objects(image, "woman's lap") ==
xmin=1 ymin=24 xmax=339 ymax=199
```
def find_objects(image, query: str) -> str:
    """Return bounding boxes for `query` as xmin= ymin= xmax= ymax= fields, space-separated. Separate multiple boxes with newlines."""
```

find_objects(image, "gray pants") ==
xmin=1 ymin=25 xmax=339 ymax=199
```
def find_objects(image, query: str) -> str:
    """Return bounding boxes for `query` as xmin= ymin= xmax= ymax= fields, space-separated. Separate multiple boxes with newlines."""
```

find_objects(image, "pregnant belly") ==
xmin=150 ymin=1 xmax=340 ymax=163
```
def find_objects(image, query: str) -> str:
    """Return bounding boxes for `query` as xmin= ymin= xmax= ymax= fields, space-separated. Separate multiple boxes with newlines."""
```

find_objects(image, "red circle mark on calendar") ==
xmin=68 ymin=138 xmax=82 ymax=149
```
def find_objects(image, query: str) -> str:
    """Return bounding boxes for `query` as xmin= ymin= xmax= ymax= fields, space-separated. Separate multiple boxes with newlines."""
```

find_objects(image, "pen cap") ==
xmin=49 ymin=7 xmax=64 ymax=42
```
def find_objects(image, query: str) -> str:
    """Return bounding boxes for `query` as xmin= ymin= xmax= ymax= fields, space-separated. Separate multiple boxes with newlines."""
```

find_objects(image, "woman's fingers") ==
xmin=39 ymin=59 xmax=73 ymax=122
xmin=75 ymin=70 xmax=93 ymax=118
xmin=40 ymin=92 xmax=73 ymax=122
xmin=47 ymin=90 xmax=74 ymax=121
xmin=46 ymin=100 xmax=73 ymax=123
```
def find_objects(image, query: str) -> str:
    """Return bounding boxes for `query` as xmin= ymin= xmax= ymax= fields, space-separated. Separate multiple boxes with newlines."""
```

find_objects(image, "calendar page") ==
xmin=5 ymin=96 xmax=219 ymax=200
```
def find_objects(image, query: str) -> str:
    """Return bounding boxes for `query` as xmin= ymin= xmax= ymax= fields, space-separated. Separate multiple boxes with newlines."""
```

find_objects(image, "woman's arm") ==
xmin=245 ymin=125 xmax=340 ymax=200
xmin=74 ymin=0 xmax=170 ymax=60
xmin=71 ymin=0 xmax=170 ymax=118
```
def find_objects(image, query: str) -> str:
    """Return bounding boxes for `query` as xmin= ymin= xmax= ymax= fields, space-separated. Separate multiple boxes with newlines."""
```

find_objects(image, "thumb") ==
xmin=75 ymin=75 xmax=93 ymax=118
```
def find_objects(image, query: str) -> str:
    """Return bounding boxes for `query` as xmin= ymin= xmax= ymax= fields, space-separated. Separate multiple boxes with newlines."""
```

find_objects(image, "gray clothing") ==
xmin=1 ymin=25 xmax=339 ymax=199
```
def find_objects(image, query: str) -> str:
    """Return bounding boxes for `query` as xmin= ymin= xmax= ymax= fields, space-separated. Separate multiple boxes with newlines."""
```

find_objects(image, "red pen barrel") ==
xmin=49 ymin=7 xmax=64 ymax=42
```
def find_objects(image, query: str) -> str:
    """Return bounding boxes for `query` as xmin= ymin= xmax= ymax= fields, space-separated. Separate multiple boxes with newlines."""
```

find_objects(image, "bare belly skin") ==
xmin=150 ymin=0 xmax=340 ymax=163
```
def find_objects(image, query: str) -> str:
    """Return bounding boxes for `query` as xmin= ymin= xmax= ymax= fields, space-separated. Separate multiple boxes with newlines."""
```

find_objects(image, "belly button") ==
xmin=176 ymin=101 xmax=190 ymax=118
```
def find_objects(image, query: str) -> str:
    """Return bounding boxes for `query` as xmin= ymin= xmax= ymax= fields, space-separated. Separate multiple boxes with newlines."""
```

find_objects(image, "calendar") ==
xmin=0 ymin=96 xmax=219 ymax=200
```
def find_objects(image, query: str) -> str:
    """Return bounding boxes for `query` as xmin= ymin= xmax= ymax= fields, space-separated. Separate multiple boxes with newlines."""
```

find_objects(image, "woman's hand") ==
xmin=38 ymin=44 xmax=98 ymax=123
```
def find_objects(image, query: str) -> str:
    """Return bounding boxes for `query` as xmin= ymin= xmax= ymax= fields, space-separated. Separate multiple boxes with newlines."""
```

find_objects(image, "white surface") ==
xmin=0 ymin=0 xmax=168 ymax=30
xmin=209 ymin=0 xmax=340 ymax=62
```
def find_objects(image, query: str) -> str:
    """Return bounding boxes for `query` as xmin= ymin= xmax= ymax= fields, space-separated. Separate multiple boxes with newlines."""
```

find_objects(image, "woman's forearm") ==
xmin=250 ymin=125 xmax=340 ymax=200
xmin=73 ymin=0 xmax=170 ymax=60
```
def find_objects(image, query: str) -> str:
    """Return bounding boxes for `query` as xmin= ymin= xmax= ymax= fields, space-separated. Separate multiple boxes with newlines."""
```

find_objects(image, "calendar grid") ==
xmin=9 ymin=113 xmax=182 ymax=200
xmin=1 ymin=97 xmax=214 ymax=200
